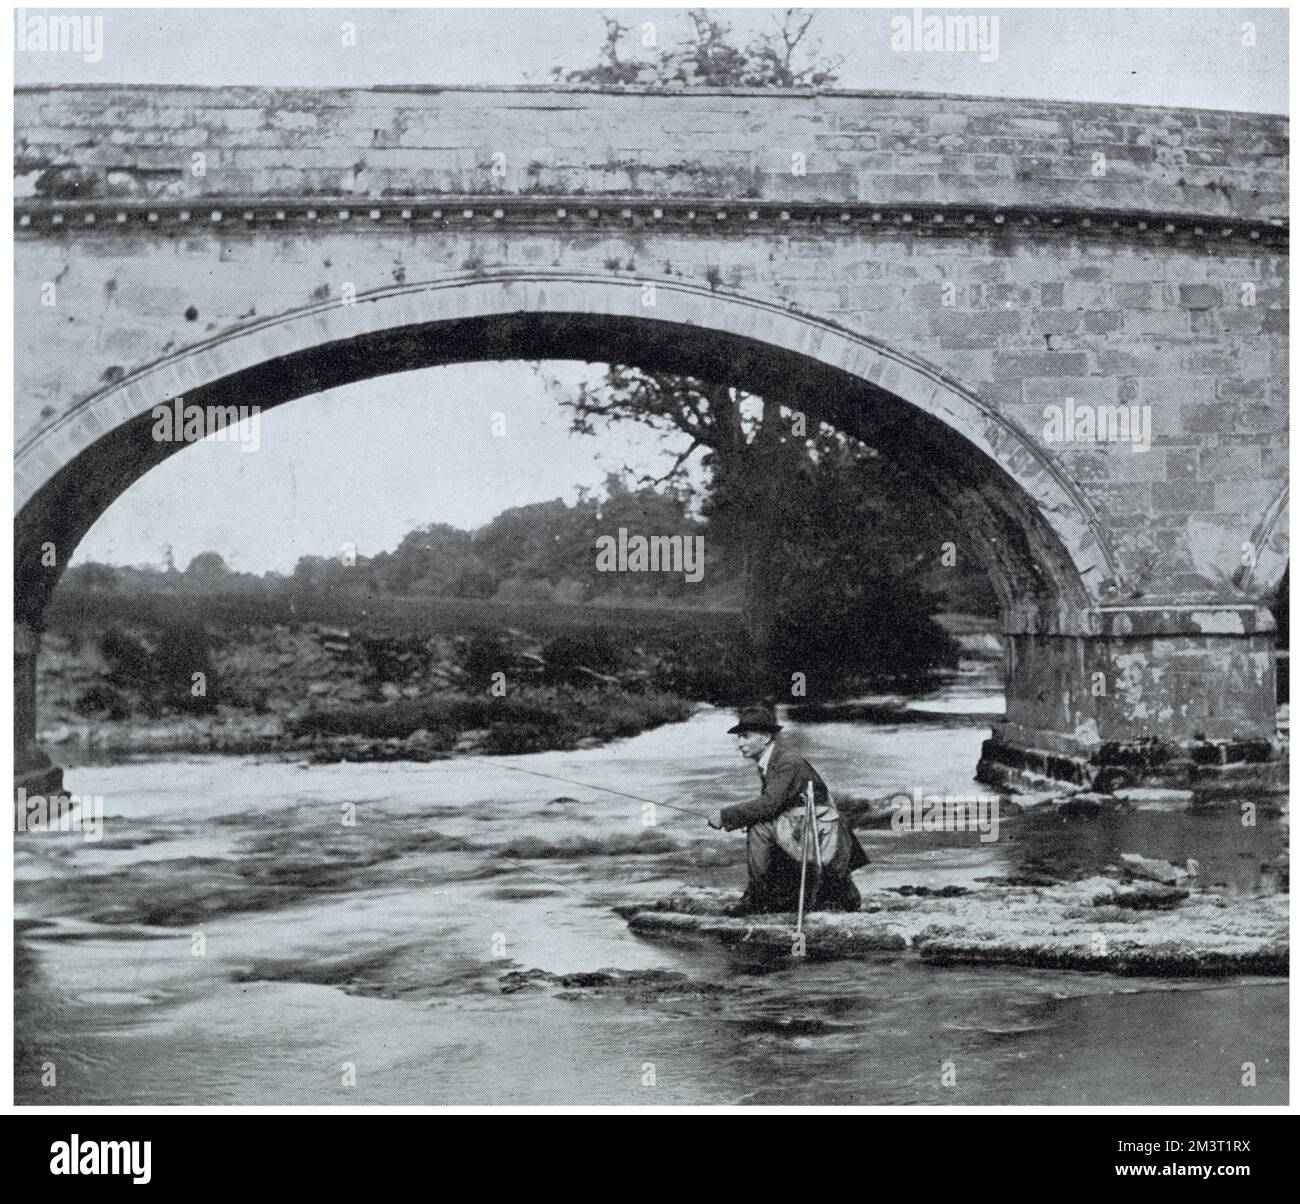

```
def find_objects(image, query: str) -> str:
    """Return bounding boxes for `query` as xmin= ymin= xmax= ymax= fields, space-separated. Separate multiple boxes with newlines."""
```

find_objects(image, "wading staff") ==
xmin=794 ymin=780 xmax=821 ymax=945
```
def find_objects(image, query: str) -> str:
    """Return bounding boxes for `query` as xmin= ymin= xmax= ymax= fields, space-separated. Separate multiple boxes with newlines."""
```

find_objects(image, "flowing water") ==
xmin=15 ymin=676 xmax=1288 ymax=1105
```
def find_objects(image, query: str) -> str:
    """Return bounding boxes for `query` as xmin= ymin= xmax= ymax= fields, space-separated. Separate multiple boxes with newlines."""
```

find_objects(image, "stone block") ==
xmin=1151 ymin=481 xmax=1215 ymax=513
xmin=1139 ymin=376 xmax=1216 ymax=407
xmin=1178 ymin=282 xmax=1221 ymax=310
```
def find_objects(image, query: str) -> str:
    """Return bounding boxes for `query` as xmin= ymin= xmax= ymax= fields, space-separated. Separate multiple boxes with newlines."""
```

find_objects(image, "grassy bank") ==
xmin=38 ymin=588 xmax=989 ymax=762
xmin=38 ymin=590 xmax=732 ymax=762
xmin=290 ymin=688 xmax=694 ymax=758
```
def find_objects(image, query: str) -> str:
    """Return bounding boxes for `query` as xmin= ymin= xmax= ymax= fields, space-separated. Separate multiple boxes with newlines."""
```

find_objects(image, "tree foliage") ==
xmin=556 ymin=365 xmax=982 ymax=696
xmin=554 ymin=8 xmax=843 ymax=89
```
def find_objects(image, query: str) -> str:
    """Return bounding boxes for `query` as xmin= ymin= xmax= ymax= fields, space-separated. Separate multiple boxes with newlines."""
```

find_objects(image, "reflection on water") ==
xmin=14 ymin=688 xmax=1288 ymax=1105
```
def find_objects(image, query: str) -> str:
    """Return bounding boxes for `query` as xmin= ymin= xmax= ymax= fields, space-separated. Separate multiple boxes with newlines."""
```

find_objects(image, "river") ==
xmin=15 ymin=674 xmax=1288 ymax=1105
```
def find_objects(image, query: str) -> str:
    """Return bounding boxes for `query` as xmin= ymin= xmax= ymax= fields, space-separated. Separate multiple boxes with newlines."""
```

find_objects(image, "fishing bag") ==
xmin=774 ymin=779 xmax=843 ymax=867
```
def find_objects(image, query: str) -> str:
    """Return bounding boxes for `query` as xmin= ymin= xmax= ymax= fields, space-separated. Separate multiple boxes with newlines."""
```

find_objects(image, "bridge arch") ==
xmin=1236 ymin=484 xmax=1289 ymax=599
xmin=16 ymin=269 xmax=1113 ymax=637
xmin=15 ymin=80 xmax=1286 ymax=794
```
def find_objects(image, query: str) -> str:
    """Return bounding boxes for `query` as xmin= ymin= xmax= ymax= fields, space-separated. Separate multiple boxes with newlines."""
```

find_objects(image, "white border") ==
xmin=3 ymin=0 xmax=1294 ymax=1117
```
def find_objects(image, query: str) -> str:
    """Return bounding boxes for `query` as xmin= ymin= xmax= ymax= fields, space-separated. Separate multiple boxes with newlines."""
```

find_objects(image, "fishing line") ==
xmin=418 ymin=755 xmax=719 ymax=914
xmin=459 ymin=755 xmax=716 ymax=821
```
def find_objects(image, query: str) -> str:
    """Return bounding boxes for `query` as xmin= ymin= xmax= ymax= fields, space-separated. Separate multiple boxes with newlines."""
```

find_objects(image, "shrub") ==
xmin=99 ymin=628 xmax=153 ymax=686
xmin=541 ymin=628 xmax=623 ymax=684
xmin=768 ymin=576 xmax=960 ymax=699
xmin=153 ymin=619 xmax=217 ymax=712
xmin=461 ymin=633 xmax=515 ymax=686
xmin=74 ymin=683 xmax=129 ymax=720
xmin=480 ymin=723 xmax=575 ymax=755
xmin=649 ymin=627 xmax=756 ymax=704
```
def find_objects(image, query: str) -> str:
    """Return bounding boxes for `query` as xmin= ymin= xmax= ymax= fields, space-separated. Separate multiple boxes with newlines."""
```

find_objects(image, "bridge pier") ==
xmin=15 ymin=622 xmax=64 ymax=799
xmin=978 ymin=602 xmax=1284 ymax=793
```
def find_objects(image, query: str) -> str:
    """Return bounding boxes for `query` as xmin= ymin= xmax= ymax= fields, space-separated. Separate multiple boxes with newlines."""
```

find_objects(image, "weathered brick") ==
xmin=993 ymin=352 xmax=1090 ymax=377
xmin=1112 ymin=283 xmax=1162 ymax=309
xmin=1152 ymin=481 xmax=1215 ymax=512
xmin=1082 ymin=311 xmax=1122 ymax=335
xmin=1124 ymin=311 xmax=1190 ymax=337
xmin=1214 ymin=480 xmax=1278 ymax=515
xmin=1023 ymin=377 xmax=1118 ymax=406
xmin=1104 ymin=447 xmax=1167 ymax=482
xmin=1166 ymin=448 xmax=1199 ymax=480
xmin=1033 ymin=311 xmax=1083 ymax=336
xmin=1199 ymin=445 xmax=1261 ymax=482
xmin=1178 ymin=283 xmax=1220 ymax=310
xmin=1139 ymin=376 xmax=1216 ymax=407
xmin=1183 ymin=404 xmax=1245 ymax=435
xmin=1062 ymin=283 xmax=1108 ymax=309
xmin=939 ymin=311 xmax=1026 ymax=338
xmin=1217 ymin=379 xmax=1268 ymax=404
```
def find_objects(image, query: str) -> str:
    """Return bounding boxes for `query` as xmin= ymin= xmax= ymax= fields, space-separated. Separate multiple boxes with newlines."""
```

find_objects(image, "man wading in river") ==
xmin=707 ymin=706 xmax=869 ymax=915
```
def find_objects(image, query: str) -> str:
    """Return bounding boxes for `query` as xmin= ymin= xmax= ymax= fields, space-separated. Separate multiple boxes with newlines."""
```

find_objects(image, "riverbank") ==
xmin=38 ymin=687 xmax=698 ymax=764
xmin=38 ymin=595 xmax=1001 ymax=764
xmin=35 ymin=602 xmax=732 ymax=761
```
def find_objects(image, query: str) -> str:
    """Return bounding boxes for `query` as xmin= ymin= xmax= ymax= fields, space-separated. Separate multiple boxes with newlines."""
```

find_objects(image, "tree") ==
xmin=62 ymin=561 xmax=119 ymax=593
xmin=561 ymin=369 xmax=783 ymax=649
xmin=369 ymin=523 xmax=493 ymax=597
xmin=554 ymin=8 xmax=842 ymax=89
xmin=290 ymin=554 xmax=354 ymax=596
xmin=556 ymin=365 xmax=966 ymax=693
xmin=184 ymin=551 xmax=229 ymax=584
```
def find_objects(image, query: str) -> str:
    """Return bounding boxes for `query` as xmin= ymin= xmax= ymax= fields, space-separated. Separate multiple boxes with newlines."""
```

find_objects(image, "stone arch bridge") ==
xmin=13 ymin=84 xmax=1289 ymax=794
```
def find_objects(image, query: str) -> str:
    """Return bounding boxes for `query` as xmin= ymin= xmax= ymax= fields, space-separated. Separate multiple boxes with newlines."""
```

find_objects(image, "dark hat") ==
xmin=727 ymin=705 xmax=783 ymax=735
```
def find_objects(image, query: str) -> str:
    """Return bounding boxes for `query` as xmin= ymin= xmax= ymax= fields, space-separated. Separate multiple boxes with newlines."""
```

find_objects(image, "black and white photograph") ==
xmin=8 ymin=2 xmax=1291 ymax=1127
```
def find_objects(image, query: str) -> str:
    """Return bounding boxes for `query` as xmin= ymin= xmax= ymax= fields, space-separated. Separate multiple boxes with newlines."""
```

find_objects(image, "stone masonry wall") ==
xmin=15 ymin=85 xmax=1287 ymax=219
xmin=12 ymin=86 xmax=1290 ymax=607
xmin=15 ymin=221 xmax=1287 ymax=606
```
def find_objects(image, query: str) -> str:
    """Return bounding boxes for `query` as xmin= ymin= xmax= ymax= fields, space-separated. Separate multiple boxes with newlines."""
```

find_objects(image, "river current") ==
xmin=15 ymin=677 xmax=1287 ymax=1105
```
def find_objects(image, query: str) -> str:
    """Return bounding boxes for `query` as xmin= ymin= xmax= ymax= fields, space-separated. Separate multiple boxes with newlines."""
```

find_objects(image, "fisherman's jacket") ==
xmin=719 ymin=738 xmax=831 ymax=832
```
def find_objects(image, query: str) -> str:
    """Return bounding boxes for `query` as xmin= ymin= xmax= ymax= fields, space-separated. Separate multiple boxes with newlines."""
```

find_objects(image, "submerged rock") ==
xmin=1120 ymin=852 xmax=1199 ymax=885
xmin=499 ymin=966 xmax=733 ymax=999
xmin=619 ymin=878 xmax=1287 ymax=977
xmin=1057 ymin=792 xmax=1129 ymax=818
xmin=625 ymin=907 xmax=909 ymax=958
xmin=1103 ymin=882 xmax=1190 ymax=910
xmin=1260 ymin=849 xmax=1289 ymax=893
xmin=1113 ymin=787 xmax=1195 ymax=806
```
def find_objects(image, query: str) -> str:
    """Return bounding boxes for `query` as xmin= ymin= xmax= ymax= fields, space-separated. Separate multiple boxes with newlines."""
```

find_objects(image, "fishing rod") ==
xmin=462 ymin=755 xmax=715 ymax=821
xmin=464 ymin=755 xmax=896 ymax=824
